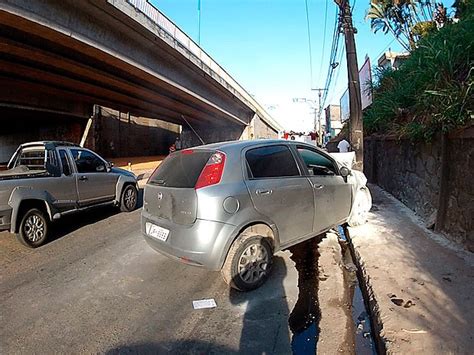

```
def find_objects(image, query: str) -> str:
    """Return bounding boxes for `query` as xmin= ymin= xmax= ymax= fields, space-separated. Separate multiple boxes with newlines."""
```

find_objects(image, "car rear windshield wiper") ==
xmin=151 ymin=179 xmax=165 ymax=185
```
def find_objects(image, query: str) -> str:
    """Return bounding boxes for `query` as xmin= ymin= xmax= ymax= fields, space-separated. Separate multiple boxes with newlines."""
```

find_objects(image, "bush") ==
xmin=364 ymin=5 xmax=474 ymax=140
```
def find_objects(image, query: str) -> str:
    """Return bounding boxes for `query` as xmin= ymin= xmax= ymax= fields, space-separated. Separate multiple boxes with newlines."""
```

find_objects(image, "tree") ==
xmin=367 ymin=0 xmax=449 ymax=51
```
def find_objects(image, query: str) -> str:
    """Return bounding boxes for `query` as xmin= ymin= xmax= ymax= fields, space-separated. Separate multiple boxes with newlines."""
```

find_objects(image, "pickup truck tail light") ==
xmin=195 ymin=152 xmax=226 ymax=190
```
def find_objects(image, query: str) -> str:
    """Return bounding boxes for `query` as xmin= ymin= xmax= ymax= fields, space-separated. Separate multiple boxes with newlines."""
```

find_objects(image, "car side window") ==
xmin=246 ymin=145 xmax=300 ymax=179
xmin=297 ymin=147 xmax=337 ymax=176
xmin=70 ymin=149 xmax=106 ymax=173
xmin=58 ymin=149 xmax=72 ymax=176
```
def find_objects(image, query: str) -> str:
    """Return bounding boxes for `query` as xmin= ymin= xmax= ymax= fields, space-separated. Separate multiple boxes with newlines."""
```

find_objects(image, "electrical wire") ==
xmin=326 ymin=44 xmax=345 ymax=105
xmin=304 ymin=0 xmax=314 ymax=88
xmin=317 ymin=0 xmax=329 ymax=85
xmin=319 ymin=7 xmax=341 ymax=112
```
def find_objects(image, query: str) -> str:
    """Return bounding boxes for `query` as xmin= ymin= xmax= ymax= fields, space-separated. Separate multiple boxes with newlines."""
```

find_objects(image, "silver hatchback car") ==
xmin=141 ymin=140 xmax=371 ymax=291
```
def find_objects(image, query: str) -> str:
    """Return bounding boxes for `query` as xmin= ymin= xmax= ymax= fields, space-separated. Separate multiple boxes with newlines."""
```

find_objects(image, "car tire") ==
xmin=17 ymin=208 xmax=49 ymax=248
xmin=347 ymin=187 xmax=372 ymax=227
xmin=120 ymin=184 xmax=138 ymax=212
xmin=221 ymin=233 xmax=273 ymax=292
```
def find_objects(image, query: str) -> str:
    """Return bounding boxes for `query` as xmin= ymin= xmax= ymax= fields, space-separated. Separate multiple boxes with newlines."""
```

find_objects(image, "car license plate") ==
xmin=145 ymin=222 xmax=169 ymax=242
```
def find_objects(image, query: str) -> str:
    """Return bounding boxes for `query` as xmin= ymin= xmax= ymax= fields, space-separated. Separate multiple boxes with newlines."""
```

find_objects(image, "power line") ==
xmin=320 ymin=7 xmax=341 ymax=111
xmin=317 ymin=0 xmax=329 ymax=85
xmin=304 ymin=0 xmax=314 ymax=88
xmin=326 ymin=43 xmax=345 ymax=104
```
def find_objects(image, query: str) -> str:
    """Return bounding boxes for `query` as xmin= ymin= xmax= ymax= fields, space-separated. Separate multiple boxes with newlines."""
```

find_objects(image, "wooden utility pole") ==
xmin=335 ymin=0 xmax=364 ymax=170
xmin=312 ymin=88 xmax=327 ymax=146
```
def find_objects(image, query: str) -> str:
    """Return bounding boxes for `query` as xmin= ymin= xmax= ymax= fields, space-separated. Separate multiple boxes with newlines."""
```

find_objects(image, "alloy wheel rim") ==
xmin=124 ymin=188 xmax=136 ymax=209
xmin=24 ymin=214 xmax=45 ymax=242
xmin=238 ymin=243 xmax=269 ymax=284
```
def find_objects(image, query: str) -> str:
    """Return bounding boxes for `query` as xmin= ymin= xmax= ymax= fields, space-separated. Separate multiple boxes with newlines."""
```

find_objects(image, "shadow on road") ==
xmin=229 ymin=255 xmax=291 ymax=354
xmin=48 ymin=188 xmax=144 ymax=244
xmin=105 ymin=340 xmax=238 ymax=354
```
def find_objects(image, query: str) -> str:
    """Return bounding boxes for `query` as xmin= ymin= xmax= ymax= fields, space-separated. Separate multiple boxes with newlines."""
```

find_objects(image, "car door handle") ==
xmin=79 ymin=175 xmax=88 ymax=181
xmin=256 ymin=189 xmax=272 ymax=195
xmin=313 ymin=184 xmax=324 ymax=189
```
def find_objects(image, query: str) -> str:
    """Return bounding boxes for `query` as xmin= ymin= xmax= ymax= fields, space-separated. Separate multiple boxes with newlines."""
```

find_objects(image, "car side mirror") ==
xmin=105 ymin=161 xmax=113 ymax=172
xmin=340 ymin=166 xmax=351 ymax=181
xmin=96 ymin=165 xmax=106 ymax=172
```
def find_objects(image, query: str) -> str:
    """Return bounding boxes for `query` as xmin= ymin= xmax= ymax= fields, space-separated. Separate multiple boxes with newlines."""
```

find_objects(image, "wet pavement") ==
xmin=288 ymin=230 xmax=377 ymax=355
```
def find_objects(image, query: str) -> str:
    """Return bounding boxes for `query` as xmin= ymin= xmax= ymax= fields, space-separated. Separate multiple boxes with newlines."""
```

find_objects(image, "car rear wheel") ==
xmin=17 ymin=208 xmax=49 ymax=248
xmin=120 ymin=185 xmax=138 ymax=212
xmin=221 ymin=233 xmax=273 ymax=292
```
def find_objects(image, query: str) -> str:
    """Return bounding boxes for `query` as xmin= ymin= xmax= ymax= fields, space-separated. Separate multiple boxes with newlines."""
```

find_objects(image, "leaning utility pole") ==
xmin=335 ymin=0 xmax=364 ymax=170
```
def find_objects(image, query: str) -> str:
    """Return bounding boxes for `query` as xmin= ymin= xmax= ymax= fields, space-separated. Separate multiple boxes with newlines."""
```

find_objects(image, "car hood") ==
xmin=111 ymin=167 xmax=137 ymax=180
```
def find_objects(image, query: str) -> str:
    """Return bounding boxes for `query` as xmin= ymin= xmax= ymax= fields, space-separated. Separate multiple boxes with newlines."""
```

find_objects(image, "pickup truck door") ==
xmin=69 ymin=148 xmax=118 ymax=206
xmin=294 ymin=146 xmax=352 ymax=233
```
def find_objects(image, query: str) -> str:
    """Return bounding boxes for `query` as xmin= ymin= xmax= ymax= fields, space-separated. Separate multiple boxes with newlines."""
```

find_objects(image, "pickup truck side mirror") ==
xmin=105 ymin=161 xmax=113 ymax=172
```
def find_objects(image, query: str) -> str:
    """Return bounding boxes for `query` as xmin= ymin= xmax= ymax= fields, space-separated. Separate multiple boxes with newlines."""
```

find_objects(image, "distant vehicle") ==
xmin=0 ymin=141 xmax=138 ymax=247
xmin=141 ymin=140 xmax=371 ymax=291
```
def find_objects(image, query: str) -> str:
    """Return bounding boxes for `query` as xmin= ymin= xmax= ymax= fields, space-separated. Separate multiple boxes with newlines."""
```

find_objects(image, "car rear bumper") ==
xmin=141 ymin=210 xmax=236 ymax=271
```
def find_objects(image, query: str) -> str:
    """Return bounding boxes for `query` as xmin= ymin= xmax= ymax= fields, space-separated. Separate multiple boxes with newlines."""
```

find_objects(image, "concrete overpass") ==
xmin=0 ymin=0 xmax=282 ymax=159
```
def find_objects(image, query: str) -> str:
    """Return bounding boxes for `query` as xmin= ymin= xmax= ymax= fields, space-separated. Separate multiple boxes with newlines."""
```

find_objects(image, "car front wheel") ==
xmin=17 ymin=208 xmax=50 ymax=248
xmin=221 ymin=233 xmax=273 ymax=292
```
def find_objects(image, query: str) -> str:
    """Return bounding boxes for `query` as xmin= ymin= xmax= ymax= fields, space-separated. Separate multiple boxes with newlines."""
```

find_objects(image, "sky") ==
xmin=151 ymin=0 xmax=405 ymax=132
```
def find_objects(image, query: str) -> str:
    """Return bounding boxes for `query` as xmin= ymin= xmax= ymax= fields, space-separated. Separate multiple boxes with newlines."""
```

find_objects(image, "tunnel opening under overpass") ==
xmin=0 ymin=0 xmax=281 ymax=163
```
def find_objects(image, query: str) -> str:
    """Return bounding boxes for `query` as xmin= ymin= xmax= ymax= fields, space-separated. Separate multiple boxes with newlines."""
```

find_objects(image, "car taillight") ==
xmin=195 ymin=151 xmax=226 ymax=190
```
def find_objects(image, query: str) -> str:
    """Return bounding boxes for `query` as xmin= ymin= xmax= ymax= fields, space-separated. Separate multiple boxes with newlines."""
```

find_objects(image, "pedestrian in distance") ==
xmin=337 ymin=138 xmax=351 ymax=153
xmin=175 ymin=136 xmax=182 ymax=151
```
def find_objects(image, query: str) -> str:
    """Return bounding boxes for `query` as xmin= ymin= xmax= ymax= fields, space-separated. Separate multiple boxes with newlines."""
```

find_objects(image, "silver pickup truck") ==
xmin=0 ymin=141 xmax=138 ymax=247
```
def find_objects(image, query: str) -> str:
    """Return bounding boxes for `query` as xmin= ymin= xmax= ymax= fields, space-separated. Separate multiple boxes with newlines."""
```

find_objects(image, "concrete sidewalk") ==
xmin=349 ymin=185 xmax=474 ymax=354
xmin=109 ymin=156 xmax=165 ymax=187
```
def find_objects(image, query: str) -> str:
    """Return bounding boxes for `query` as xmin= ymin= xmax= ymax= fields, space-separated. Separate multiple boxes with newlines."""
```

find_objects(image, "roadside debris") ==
xmin=192 ymin=299 xmax=217 ymax=309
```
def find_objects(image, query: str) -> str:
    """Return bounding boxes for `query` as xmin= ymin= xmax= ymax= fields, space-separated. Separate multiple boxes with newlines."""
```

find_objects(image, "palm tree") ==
xmin=367 ymin=0 xmax=443 ymax=51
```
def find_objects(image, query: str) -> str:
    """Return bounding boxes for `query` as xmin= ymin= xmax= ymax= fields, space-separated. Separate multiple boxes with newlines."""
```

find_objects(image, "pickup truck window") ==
xmin=16 ymin=148 xmax=46 ymax=171
xmin=58 ymin=149 xmax=71 ymax=176
xmin=70 ymin=149 xmax=106 ymax=173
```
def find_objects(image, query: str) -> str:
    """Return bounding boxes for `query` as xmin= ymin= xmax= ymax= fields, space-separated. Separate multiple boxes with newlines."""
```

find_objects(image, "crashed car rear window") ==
xmin=149 ymin=150 xmax=213 ymax=188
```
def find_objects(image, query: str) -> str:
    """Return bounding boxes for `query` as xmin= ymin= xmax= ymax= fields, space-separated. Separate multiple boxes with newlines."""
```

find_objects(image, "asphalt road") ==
xmin=0 ymin=194 xmax=360 ymax=354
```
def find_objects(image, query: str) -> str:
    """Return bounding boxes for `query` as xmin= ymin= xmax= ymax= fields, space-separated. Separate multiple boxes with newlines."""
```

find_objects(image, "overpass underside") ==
xmin=0 ymin=0 xmax=277 ymax=160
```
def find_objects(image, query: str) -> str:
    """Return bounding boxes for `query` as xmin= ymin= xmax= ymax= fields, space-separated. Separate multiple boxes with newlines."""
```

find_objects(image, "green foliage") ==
xmin=364 ymin=9 xmax=474 ymax=140
xmin=367 ymin=0 xmax=443 ymax=51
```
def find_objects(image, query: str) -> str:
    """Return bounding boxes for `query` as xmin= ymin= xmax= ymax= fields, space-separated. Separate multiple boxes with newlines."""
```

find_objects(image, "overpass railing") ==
xmin=125 ymin=0 xmax=282 ymax=131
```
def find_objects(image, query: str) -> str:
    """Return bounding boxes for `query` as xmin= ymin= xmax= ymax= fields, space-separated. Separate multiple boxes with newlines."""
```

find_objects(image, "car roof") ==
xmin=191 ymin=139 xmax=325 ymax=153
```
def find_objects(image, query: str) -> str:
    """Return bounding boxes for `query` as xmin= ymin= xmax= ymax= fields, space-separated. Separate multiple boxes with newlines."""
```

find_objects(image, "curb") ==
xmin=346 ymin=226 xmax=387 ymax=355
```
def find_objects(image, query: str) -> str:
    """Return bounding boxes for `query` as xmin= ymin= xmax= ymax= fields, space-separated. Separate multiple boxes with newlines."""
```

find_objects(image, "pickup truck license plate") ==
xmin=145 ymin=222 xmax=169 ymax=242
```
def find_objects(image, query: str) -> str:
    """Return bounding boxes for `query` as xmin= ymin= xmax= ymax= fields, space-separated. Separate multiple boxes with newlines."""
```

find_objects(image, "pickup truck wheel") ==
xmin=120 ymin=185 xmax=138 ymax=212
xmin=221 ymin=234 xmax=273 ymax=292
xmin=17 ymin=208 xmax=49 ymax=248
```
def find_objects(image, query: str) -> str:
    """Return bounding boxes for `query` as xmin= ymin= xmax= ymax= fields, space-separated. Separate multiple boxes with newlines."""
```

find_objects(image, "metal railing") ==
xmin=125 ymin=0 xmax=282 ymax=131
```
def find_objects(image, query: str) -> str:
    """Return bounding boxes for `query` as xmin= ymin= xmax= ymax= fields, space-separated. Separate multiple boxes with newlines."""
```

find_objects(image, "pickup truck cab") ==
xmin=0 ymin=141 xmax=138 ymax=247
